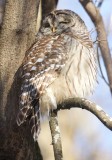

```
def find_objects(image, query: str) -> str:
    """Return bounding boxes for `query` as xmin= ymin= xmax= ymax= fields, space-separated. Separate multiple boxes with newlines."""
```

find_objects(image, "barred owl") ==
xmin=16 ymin=10 xmax=97 ymax=141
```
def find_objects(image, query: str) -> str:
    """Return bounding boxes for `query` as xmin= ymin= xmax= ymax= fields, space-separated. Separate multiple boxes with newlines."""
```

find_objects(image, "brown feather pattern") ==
xmin=16 ymin=10 xmax=97 ymax=141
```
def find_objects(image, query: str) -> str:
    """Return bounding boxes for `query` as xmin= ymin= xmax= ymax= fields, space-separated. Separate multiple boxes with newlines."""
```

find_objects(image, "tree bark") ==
xmin=0 ymin=0 xmax=43 ymax=159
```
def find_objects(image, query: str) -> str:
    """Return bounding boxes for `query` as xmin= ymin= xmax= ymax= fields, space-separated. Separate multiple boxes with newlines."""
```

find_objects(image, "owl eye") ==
xmin=59 ymin=21 xmax=70 ymax=24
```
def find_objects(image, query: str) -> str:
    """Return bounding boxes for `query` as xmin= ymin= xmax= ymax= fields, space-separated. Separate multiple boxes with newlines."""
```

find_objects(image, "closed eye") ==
xmin=59 ymin=21 xmax=70 ymax=24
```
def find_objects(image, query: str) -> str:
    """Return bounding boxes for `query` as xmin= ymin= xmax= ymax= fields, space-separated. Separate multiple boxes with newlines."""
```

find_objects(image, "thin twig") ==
xmin=97 ymin=44 xmax=109 ymax=86
xmin=49 ymin=111 xmax=63 ymax=160
xmin=79 ymin=0 xmax=112 ymax=94
xmin=97 ymin=0 xmax=104 ymax=8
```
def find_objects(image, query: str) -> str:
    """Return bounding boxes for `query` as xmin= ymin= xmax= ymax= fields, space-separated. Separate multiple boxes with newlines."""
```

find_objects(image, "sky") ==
xmin=57 ymin=0 xmax=112 ymax=157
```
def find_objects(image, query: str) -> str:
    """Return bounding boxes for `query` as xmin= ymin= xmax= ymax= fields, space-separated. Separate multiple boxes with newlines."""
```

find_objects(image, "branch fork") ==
xmin=49 ymin=97 xmax=112 ymax=160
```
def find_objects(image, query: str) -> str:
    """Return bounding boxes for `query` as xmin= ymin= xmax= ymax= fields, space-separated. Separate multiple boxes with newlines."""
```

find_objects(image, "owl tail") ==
xmin=16 ymin=99 xmax=41 ymax=141
xmin=29 ymin=100 xmax=41 ymax=141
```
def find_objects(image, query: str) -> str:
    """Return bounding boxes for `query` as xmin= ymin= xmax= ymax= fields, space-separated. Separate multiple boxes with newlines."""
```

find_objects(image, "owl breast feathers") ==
xmin=16 ymin=9 xmax=97 ymax=141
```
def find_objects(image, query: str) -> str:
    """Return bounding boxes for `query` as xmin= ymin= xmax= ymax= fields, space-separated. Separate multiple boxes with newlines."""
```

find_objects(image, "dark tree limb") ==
xmin=42 ymin=0 xmax=58 ymax=18
xmin=49 ymin=111 xmax=63 ymax=160
xmin=79 ymin=0 xmax=112 ymax=94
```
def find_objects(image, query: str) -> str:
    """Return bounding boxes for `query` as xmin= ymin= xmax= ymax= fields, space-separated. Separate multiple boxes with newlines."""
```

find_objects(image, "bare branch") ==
xmin=79 ymin=0 xmax=112 ymax=94
xmin=50 ymin=97 xmax=112 ymax=160
xmin=49 ymin=111 xmax=63 ymax=160
xmin=49 ymin=97 xmax=112 ymax=160
xmin=57 ymin=97 xmax=112 ymax=131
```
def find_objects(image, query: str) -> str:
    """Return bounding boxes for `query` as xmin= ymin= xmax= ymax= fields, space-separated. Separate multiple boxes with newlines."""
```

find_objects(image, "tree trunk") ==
xmin=42 ymin=0 xmax=58 ymax=18
xmin=0 ymin=0 xmax=42 ymax=159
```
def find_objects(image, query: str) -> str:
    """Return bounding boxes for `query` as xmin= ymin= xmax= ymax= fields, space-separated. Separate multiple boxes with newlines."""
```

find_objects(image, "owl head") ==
xmin=38 ymin=10 xmax=86 ymax=36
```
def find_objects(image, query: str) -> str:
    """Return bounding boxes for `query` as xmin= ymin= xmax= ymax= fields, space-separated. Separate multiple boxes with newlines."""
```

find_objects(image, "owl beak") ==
xmin=52 ymin=26 xmax=56 ymax=33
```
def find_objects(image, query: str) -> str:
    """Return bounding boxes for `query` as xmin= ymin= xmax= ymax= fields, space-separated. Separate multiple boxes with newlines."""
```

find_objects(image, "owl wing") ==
xmin=16 ymin=34 xmax=69 ymax=140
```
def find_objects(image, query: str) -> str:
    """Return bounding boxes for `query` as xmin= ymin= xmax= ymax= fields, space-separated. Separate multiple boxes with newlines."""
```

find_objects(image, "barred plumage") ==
xmin=16 ymin=10 xmax=97 ymax=141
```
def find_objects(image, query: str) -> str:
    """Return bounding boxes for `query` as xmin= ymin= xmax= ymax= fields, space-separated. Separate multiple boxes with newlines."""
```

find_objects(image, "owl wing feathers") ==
xmin=16 ymin=35 xmax=69 ymax=140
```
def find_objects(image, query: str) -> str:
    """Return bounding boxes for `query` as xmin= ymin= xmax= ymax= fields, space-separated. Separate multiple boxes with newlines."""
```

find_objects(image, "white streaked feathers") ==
xmin=36 ymin=58 xmax=44 ymax=63
xmin=46 ymin=88 xmax=57 ymax=109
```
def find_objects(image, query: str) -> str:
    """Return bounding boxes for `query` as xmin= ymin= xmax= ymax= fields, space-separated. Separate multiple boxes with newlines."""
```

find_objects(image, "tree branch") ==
xmin=49 ymin=111 xmax=63 ymax=160
xmin=57 ymin=97 xmax=112 ymax=131
xmin=49 ymin=97 xmax=112 ymax=160
xmin=79 ymin=0 xmax=112 ymax=94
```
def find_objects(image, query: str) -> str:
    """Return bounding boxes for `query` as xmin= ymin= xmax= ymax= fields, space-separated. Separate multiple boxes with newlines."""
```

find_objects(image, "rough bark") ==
xmin=49 ymin=111 xmax=63 ymax=160
xmin=0 ymin=0 xmax=42 ymax=159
